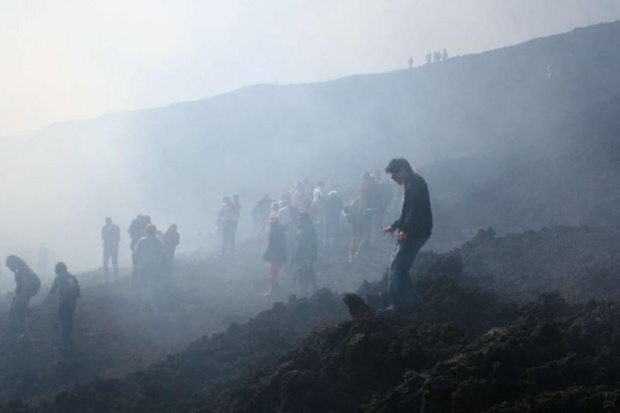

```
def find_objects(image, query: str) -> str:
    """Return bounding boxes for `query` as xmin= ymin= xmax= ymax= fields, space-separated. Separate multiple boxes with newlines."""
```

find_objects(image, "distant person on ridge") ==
xmin=408 ymin=57 xmax=414 ymax=68
xmin=261 ymin=215 xmax=287 ymax=296
xmin=5 ymin=255 xmax=40 ymax=341
xmin=382 ymin=158 xmax=432 ymax=313
xmin=293 ymin=212 xmax=318 ymax=296
xmin=102 ymin=217 xmax=121 ymax=281
xmin=49 ymin=262 xmax=80 ymax=353
xmin=442 ymin=49 xmax=448 ymax=61
xmin=162 ymin=224 xmax=180 ymax=277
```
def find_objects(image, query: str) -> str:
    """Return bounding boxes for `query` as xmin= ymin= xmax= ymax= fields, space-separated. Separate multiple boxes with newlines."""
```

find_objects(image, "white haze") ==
xmin=1 ymin=0 xmax=619 ymax=137
xmin=0 ymin=0 xmax=619 ymax=291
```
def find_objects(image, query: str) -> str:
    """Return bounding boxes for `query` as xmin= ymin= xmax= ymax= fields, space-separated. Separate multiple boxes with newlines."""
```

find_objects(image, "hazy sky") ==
xmin=1 ymin=0 xmax=619 ymax=137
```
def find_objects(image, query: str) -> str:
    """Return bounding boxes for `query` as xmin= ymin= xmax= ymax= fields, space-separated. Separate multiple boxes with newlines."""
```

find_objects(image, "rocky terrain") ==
xmin=1 ymin=225 xmax=619 ymax=412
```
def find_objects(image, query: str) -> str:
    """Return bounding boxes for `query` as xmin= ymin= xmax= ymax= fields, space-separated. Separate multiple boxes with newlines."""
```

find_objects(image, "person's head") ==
xmin=271 ymin=201 xmax=280 ymax=212
xmin=362 ymin=171 xmax=372 ymax=184
xmin=55 ymin=262 xmax=68 ymax=275
xmin=146 ymin=224 xmax=157 ymax=237
xmin=6 ymin=255 xmax=29 ymax=273
xmin=385 ymin=158 xmax=414 ymax=185
xmin=144 ymin=216 xmax=152 ymax=224
xmin=169 ymin=224 xmax=177 ymax=232
xmin=106 ymin=217 xmax=113 ymax=225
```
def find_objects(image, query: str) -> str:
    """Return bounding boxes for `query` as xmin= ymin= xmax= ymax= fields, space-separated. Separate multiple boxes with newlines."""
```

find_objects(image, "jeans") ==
xmin=388 ymin=235 xmax=429 ymax=309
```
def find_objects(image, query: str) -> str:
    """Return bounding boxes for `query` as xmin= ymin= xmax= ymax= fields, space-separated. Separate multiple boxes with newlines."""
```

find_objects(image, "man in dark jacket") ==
xmin=382 ymin=158 xmax=433 ymax=312
xmin=49 ymin=262 xmax=80 ymax=353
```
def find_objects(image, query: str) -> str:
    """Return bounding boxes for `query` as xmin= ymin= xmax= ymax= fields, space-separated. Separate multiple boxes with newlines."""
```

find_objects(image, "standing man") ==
xmin=382 ymin=158 xmax=433 ymax=312
xmin=102 ymin=217 xmax=121 ymax=281
xmin=49 ymin=262 xmax=80 ymax=354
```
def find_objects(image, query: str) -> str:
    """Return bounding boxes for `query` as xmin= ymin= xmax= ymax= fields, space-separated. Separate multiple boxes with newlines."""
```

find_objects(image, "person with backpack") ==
xmin=5 ymin=255 xmax=40 ymax=340
xmin=49 ymin=262 xmax=80 ymax=353
xmin=102 ymin=217 xmax=121 ymax=281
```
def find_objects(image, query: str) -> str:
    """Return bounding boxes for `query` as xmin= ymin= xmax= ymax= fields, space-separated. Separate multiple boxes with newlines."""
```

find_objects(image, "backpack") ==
xmin=25 ymin=272 xmax=41 ymax=297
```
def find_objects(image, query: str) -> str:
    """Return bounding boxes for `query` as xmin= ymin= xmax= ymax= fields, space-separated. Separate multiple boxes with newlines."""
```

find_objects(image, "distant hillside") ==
xmin=0 ymin=21 xmax=619 ymax=265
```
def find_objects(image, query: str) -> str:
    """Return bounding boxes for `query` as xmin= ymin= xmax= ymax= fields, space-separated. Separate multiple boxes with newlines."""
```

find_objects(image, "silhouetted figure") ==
xmin=293 ymin=212 xmax=318 ymax=297
xmin=49 ymin=262 xmax=80 ymax=354
xmin=162 ymin=224 xmax=180 ymax=277
xmin=252 ymin=193 xmax=273 ymax=236
xmin=323 ymin=191 xmax=343 ymax=253
xmin=261 ymin=216 xmax=287 ymax=296
xmin=5 ymin=255 xmax=40 ymax=342
xmin=426 ymin=53 xmax=432 ymax=64
xmin=102 ymin=217 xmax=120 ymax=281
xmin=442 ymin=49 xmax=448 ymax=61
xmin=408 ymin=57 xmax=414 ymax=68
xmin=133 ymin=224 xmax=164 ymax=303
xmin=434 ymin=50 xmax=441 ymax=63
xmin=382 ymin=158 xmax=433 ymax=313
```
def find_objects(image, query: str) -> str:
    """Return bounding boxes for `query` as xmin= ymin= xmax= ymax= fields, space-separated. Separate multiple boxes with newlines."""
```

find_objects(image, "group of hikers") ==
xmin=2 ymin=255 xmax=79 ymax=354
xmin=255 ymin=158 xmax=432 ymax=308
xmin=0 ymin=215 xmax=181 ymax=355
xmin=1 ymin=156 xmax=431 ymax=357
xmin=102 ymin=215 xmax=182 ymax=283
